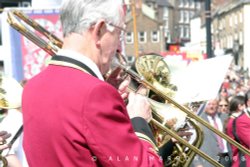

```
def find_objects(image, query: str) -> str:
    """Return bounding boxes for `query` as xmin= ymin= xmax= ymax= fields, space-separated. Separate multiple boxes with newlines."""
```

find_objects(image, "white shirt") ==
xmin=56 ymin=49 xmax=104 ymax=80
xmin=207 ymin=114 xmax=228 ymax=153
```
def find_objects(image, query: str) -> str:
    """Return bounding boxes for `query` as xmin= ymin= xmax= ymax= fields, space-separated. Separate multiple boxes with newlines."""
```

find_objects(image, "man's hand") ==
xmin=118 ymin=77 xmax=130 ymax=100
xmin=171 ymin=128 xmax=193 ymax=143
xmin=126 ymin=92 xmax=152 ymax=122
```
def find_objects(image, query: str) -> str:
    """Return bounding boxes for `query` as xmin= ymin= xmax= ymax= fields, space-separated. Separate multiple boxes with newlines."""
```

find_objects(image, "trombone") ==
xmin=7 ymin=9 xmax=250 ymax=167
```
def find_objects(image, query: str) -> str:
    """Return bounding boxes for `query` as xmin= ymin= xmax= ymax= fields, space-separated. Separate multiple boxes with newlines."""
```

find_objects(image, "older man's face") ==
xmin=205 ymin=99 xmax=218 ymax=116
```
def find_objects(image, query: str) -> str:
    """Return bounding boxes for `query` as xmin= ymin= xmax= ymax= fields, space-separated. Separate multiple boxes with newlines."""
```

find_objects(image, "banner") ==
xmin=172 ymin=55 xmax=233 ymax=104
xmin=2 ymin=8 xmax=62 ymax=81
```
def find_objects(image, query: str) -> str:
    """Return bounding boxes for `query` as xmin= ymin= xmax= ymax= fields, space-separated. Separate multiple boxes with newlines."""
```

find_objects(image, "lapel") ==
xmin=202 ymin=112 xmax=218 ymax=141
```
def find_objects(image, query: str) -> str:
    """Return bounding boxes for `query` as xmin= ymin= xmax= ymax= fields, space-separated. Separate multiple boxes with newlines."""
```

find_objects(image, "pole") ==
xmin=131 ymin=0 xmax=139 ymax=58
xmin=205 ymin=0 xmax=213 ymax=58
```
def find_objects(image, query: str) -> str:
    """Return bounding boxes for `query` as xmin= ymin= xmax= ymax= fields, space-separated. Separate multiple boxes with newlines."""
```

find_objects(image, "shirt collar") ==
xmin=231 ymin=111 xmax=243 ymax=118
xmin=56 ymin=49 xmax=104 ymax=80
xmin=207 ymin=113 xmax=219 ymax=121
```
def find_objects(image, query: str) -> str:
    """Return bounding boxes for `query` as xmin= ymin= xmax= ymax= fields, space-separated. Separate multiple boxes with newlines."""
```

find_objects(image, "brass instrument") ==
xmin=108 ymin=52 xmax=201 ymax=166
xmin=7 ymin=10 xmax=61 ymax=56
xmin=122 ymin=53 xmax=202 ymax=166
xmin=0 ymin=138 xmax=8 ymax=167
xmin=0 ymin=75 xmax=23 ymax=167
xmin=149 ymin=100 xmax=203 ymax=167
xmin=0 ymin=75 xmax=23 ymax=109
xmin=7 ymin=9 xmax=250 ymax=167
xmin=0 ymin=156 xmax=8 ymax=167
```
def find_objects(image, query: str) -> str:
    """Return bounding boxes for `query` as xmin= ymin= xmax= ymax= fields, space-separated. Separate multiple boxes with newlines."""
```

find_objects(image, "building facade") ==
xmin=212 ymin=0 xmax=249 ymax=70
xmin=144 ymin=0 xmax=175 ymax=42
xmin=125 ymin=4 xmax=165 ymax=57
xmin=172 ymin=0 xmax=202 ymax=44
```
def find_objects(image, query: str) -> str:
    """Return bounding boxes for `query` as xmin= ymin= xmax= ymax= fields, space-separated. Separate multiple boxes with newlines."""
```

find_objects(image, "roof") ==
xmin=125 ymin=5 xmax=162 ymax=25
xmin=216 ymin=0 xmax=250 ymax=15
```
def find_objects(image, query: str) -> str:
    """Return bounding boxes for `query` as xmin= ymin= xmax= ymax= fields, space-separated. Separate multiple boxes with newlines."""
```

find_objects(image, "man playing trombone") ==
xmin=22 ymin=0 xmax=168 ymax=166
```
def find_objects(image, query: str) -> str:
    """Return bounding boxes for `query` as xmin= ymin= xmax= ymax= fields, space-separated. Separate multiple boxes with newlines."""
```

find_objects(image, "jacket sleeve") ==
xmin=83 ymin=83 xmax=163 ymax=167
xmin=131 ymin=117 xmax=156 ymax=145
xmin=159 ymin=140 xmax=174 ymax=164
xmin=237 ymin=115 xmax=250 ymax=148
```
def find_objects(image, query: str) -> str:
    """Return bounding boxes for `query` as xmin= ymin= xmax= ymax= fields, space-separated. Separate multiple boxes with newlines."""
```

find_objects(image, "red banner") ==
xmin=20 ymin=10 xmax=62 ymax=79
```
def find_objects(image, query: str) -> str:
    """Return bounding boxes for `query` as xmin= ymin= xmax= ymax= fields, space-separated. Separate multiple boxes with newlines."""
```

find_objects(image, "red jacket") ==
xmin=22 ymin=60 xmax=163 ymax=167
xmin=226 ymin=112 xmax=250 ymax=167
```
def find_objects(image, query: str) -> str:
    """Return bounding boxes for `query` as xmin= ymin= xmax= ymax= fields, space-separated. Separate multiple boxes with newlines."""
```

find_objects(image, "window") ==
xmin=180 ymin=26 xmax=184 ymax=38
xmin=126 ymin=56 xmax=135 ymax=65
xmin=151 ymin=31 xmax=159 ymax=43
xmin=229 ymin=16 xmax=233 ymax=27
xmin=190 ymin=11 xmax=194 ymax=19
xmin=189 ymin=0 xmax=194 ymax=8
xmin=195 ymin=2 xmax=201 ymax=9
xmin=239 ymin=12 xmax=243 ymax=23
xmin=234 ymin=13 xmax=238 ymax=25
xmin=138 ymin=31 xmax=147 ymax=43
xmin=164 ymin=28 xmax=169 ymax=37
xmin=179 ymin=0 xmax=183 ymax=7
xmin=179 ymin=11 xmax=183 ymax=23
xmin=183 ymin=11 xmax=188 ymax=23
xmin=227 ymin=35 xmax=233 ymax=48
xmin=184 ymin=26 xmax=189 ymax=38
xmin=183 ymin=0 xmax=188 ymax=7
xmin=164 ymin=19 xmax=169 ymax=28
xmin=126 ymin=32 xmax=134 ymax=44
xmin=219 ymin=21 xmax=223 ymax=30
xmin=234 ymin=33 xmax=238 ymax=40
xmin=163 ymin=7 xmax=169 ymax=20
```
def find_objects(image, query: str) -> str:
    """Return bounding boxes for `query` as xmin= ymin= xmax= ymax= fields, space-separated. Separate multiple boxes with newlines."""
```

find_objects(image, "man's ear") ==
xmin=92 ymin=20 xmax=106 ymax=48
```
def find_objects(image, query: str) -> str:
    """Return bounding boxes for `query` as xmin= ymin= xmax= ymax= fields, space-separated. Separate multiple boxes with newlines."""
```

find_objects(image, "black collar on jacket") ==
xmin=51 ymin=55 xmax=98 ymax=78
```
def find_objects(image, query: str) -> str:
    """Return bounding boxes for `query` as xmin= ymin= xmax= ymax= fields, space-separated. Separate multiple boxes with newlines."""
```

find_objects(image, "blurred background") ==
xmin=0 ymin=0 xmax=248 ymax=88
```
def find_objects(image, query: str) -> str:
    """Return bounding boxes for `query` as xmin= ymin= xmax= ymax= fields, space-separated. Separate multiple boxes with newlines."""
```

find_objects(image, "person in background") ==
xmin=219 ymin=88 xmax=229 ymax=99
xmin=22 ymin=0 xmax=167 ymax=166
xmin=218 ymin=97 xmax=230 ymax=114
xmin=244 ymin=89 xmax=250 ymax=114
xmin=226 ymin=95 xmax=250 ymax=167
xmin=191 ymin=98 xmax=231 ymax=167
xmin=222 ymin=76 xmax=230 ymax=91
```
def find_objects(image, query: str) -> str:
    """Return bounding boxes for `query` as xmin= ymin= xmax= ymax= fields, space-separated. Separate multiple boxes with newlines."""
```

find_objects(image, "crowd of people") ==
xmin=190 ymin=64 xmax=250 ymax=167
xmin=0 ymin=0 xmax=249 ymax=167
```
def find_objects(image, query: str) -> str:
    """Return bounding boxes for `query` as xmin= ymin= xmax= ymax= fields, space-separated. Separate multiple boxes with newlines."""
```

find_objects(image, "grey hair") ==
xmin=60 ymin=0 xmax=123 ymax=37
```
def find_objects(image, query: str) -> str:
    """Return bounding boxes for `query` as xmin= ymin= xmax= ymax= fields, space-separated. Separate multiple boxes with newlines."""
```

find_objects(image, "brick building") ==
xmin=125 ymin=4 xmax=165 ymax=57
